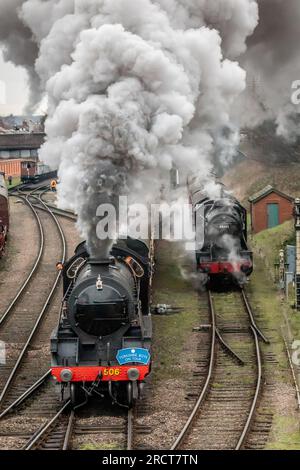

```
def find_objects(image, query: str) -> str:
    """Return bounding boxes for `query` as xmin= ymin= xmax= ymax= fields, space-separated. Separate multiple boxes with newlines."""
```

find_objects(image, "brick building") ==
xmin=0 ymin=132 xmax=45 ymax=181
xmin=249 ymin=185 xmax=294 ymax=233
xmin=0 ymin=159 xmax=37 ymax=179
xmin=0 ymin=133 xmax=45 ymax=160
xmin=0 ymin=159 xmax=22 ymax=178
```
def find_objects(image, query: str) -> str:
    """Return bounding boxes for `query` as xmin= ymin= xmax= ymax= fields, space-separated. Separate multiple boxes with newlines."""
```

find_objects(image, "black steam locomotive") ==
xmin=51 ymin=238 xmax=153 ymax=408
xmin=189 ymin=179 xmax=253 ymax=285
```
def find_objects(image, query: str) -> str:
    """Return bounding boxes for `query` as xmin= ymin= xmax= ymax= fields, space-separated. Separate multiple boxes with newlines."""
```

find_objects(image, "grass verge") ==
xmin=249 ymin=226 xmax=300 ymax=449
xmin=151 ymin=241 xmax=199 ymax=381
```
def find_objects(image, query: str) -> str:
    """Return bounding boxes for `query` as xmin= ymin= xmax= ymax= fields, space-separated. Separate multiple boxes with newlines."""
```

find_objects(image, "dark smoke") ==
xmin=0 ymin=0 xmax=41 ymax=111
xmin=241 ymin=0 xmax=300 ymax=143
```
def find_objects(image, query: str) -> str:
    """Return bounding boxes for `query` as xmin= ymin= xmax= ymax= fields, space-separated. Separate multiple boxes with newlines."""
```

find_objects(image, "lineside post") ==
xmin=294 ymin=198 xmax=300 ymax=310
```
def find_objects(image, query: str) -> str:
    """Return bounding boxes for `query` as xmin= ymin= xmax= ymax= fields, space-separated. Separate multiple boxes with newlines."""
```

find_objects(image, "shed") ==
xmin=249 ymin=185 xmax=294 ymax=233
xmin=0 ymin=159 xmax=22 ymax=179
xmin=0 ymin=158 xmax=37 ymax=180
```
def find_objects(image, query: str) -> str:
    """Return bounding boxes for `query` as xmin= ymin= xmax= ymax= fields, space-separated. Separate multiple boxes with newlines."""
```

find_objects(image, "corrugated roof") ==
xmin=0 ymin=133 xmax=45 ymax=150
xmin=249 ymin=185 xmax=294 ymax=203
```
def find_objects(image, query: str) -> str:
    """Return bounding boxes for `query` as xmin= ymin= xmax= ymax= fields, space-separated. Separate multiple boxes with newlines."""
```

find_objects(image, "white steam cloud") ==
xmin=0 ymin=0 xmax=260 ymax=255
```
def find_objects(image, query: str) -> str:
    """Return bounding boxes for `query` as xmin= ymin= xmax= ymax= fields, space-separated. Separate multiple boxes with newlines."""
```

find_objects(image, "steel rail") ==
xmin=235 ymin=324 xmax=262 ymax=450
xmin=241 ymin=289 xmax=269 ymax=343
xmin=0 ymin=370 xmax=50 ymax=420
xmin=281 ymin=330 xmax=300 ymax=411
xmin=234 ymin=289 xmax=264 ymax=450
xmin=170 ymin=289 xmax=264 ymax=451
xmin=29 ymin=191 xmax=67 ymax=263
xmin=170 ymin=290 xmax=216 ymax=450
xmin=33 ymin=204 xmax=77 ymax=221
xmin=0 ymin=192 xmax=44 ymax=327
xmin=127 ymin=408 xmax=134 ymax=450
xmin=62 ymin=410 xmax=75 ymax=450
xmin=27 ymin=404 xmax=131 ymax=451
xmin=0 ymin=187 xmax=66 ymax=406
xmin=24 ymin=400 xmax=71 ymax=450
xmin=215 ymin=327 xmax=245 ymax=365
xmin=7 ymin=184 xmax=26 ymax=194
xmin=38 ymin=189 xmax=77 ymax=220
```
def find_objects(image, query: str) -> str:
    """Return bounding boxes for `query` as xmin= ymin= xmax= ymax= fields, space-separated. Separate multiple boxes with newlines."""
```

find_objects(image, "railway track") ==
xmin=0 ymin=185 xmax=66 ymax=413
xmin=1 ymin=189 xmax=271 ymax=451
xmin=23 ymin=402 xmax=136 ymax=450
xmin=33 ymin=189 xmax=77 ymax=221
xmin=281 ymin=330 xmax=300 ymax=411
xmin=171 ymin=288 xmax=267 ymax=450
xmin=0 ymin=187 xmax=151 ymax=451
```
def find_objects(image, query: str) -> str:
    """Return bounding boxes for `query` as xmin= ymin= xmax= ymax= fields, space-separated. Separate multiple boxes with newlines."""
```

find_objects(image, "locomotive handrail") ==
xmin=62 ymin=282 xmax=74 ymax=303
xmin=66 ymin=257 xmax=86 ymax=279
xmin=124 ymin=256 xmax=145 ymax=278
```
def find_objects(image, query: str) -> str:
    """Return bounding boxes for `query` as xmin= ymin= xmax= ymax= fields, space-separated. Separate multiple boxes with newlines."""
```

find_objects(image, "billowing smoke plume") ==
xmin=158 ymin=0 xmax=259 ymax=58
xmin=0 ymin=0 xmax=260 ymax=255
xmin=0 ymin=0 xmax=39 ymax=111
xmin=239 ymin=0 xmax=300 ymax=142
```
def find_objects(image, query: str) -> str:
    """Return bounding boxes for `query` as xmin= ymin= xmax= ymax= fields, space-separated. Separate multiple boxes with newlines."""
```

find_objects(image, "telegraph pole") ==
xmin=279 ymin=248 xmax=285 ymax=301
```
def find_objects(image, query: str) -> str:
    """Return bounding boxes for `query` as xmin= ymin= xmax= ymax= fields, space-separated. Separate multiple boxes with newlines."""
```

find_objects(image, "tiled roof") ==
xmin=249 ymin=185 xmax=294 ymax=203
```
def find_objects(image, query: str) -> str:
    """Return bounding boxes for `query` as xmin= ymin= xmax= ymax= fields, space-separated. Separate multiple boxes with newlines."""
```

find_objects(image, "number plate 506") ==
xmin=103 ymin=368 xmax=121 ymax=376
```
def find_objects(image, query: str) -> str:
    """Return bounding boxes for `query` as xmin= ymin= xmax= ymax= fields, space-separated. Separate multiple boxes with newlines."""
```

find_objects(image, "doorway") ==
xmin=267 ymin=203 xmax=279 ymax=228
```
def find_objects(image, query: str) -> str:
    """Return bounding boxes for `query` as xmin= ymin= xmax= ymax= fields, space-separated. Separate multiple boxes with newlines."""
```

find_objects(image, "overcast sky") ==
xmin=0 ymin=49 xmax=29 ymax=116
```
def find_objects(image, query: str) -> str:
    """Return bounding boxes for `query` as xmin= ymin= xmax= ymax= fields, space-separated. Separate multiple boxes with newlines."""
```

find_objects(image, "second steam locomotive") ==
xmin=51 ymin=237 xmax=153 ymax=408
xmin=189 ymin=177 xmax=253 ymax=285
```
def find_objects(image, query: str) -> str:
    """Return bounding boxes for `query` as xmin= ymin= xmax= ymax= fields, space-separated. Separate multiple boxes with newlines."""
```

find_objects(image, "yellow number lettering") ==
xmin=103 ymin=368 xmax=121 ymax=377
